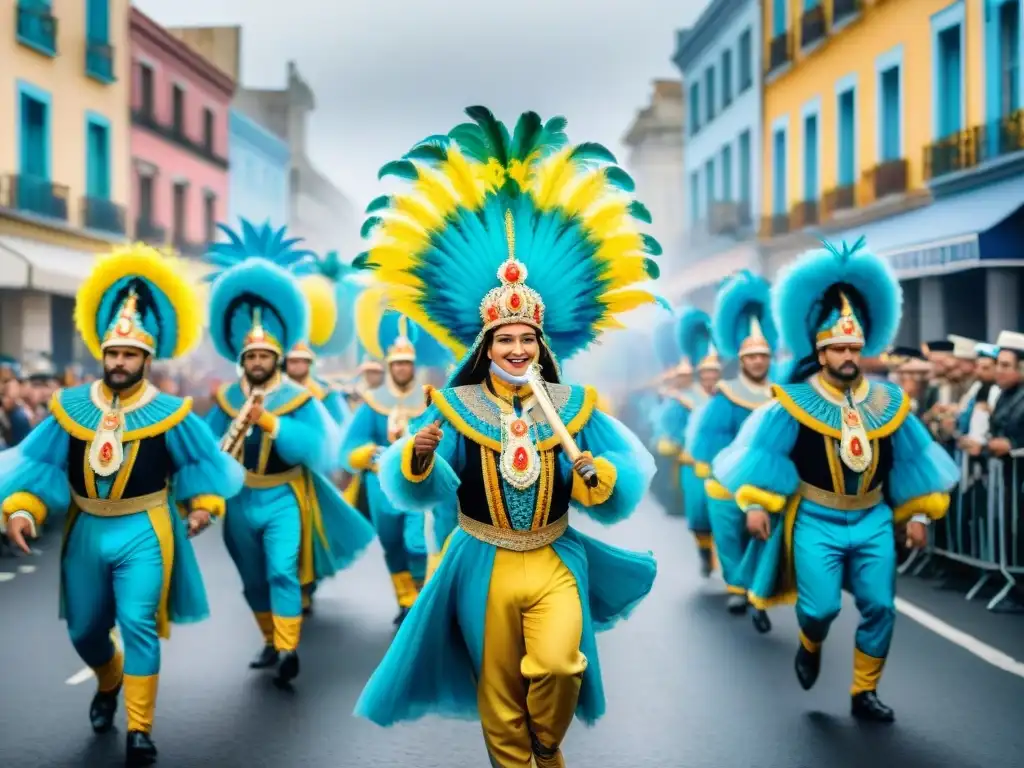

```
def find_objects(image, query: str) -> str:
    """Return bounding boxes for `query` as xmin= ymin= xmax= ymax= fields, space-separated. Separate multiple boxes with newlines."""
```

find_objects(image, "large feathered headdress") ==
xmin=712 ymin=270 xmax=777 ymax=359
xmin=677 ymin=306 xmax=721 ymax=371
xmin=288 ymin=251 xmax=363 ymax=361
xmin=355 ymin=106 xmax=664 ymax=373
xmin=653 ymin=318 xmax=680 ymax=371
xmin=773 ymin=238 xmax=902 ymax=361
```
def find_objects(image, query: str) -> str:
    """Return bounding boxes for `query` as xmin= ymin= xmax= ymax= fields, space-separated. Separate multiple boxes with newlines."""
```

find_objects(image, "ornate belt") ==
xmin=244 ymin=466 xmax=303 ymax=489
xmin=458 ymin=511 xmax=568 ymax=551
xmin=72 ymin=489 xmax=169 ymax=517
xmin=798 ymin=481 xmax=883 ymax=511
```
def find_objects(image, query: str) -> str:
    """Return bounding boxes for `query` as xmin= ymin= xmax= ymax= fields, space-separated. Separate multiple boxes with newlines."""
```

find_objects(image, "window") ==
xmin=139 ymin=63 xmax=154 ymax=116
xmin=17 ymin=82 xmax=55 ymax=218
xmin=803 ymin=112 xmax=819 ymax=200
xmin=772 ymin=0 xmax=787 ymax=36
xmin=689 ymin=171 xmax=700 ymax=224
xmin=837 ymin=88 xmax=856 ymax=186
xmin=204 ymin=192 xmax=217 ymax=243
xmin=721 ymin=144 xmax=733 ymax=201
xmin=738 ymin=29 xmax=753 ymax=91
xmin=738 ymin=130 xmax=751 ymax=204
xmin=86 ymin=0 xmax=109 ymax=42
xmin=999 ymin=1 xmax=1020 ymax=115
xmin=705 ymin=67 xmax=716 ymax=122
xmin=203 ymin=108 xmax=214 ymax=152
xmin=879 ymin=66 xmax=901 ymax=161
xmin=772 ymin=126 xmax=787 ymax=215
xmin=138 ymin=175 xmax=154 ymax=223
xmin=722 ymin=49 xmax=734 ymax=107
xmin=936 ymin=24 xmax=962 ymax=136
xmin=172 ymin=85 xmax=185 ymax=134
xmin=705 ymin=157 xmax=716 ymax=207
xmin=689 ymin=82 xmax=701 ymax=135
xmin=172 ymin=182 xmax=187 ymax=243
xmin=85 ymin=116 xmax=111 ymax=199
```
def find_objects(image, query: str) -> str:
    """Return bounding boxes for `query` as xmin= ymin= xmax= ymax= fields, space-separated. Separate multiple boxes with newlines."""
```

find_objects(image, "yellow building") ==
xmin=758 ymin=0 xmax=1024 ymax=343
xmin=0 ymin=0 xmax=131 ymax=364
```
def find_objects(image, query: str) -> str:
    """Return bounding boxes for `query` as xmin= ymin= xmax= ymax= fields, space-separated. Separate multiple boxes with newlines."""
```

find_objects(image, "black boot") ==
xmin=698 ymin=548 xmax=714 ymax=578
xmin=125 ymin=730 xmax=157 ymax=766
xmin=726 ymin=593 xmax=748 ymax=614
xmin=274 ymin=650 xmax=300 ymax=686
xmin=90 ymin=684 xmax=121 ymax=733
xmin=794 ymin=643 xmax=821 ymax=691
xmin=851 ymin=691 xmax=895 ymax=722
xmin=751 ymin=607 xmax=772 ymax=634
xmin=249 ymin=645 xmax=278 ymax=670
xmin=393 ymin=606 xmax=410 ymax=626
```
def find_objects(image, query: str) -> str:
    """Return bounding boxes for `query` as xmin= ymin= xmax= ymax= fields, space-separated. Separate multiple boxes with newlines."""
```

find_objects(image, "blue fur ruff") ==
xmin=772 ymin=239 xmax=902 ymax=359
xmin=96 ymin=275 xmax=179 ymax=359
xmin=711 ymin=270 xmax=777 ymax=359
xmin=654 ymin=318 xmax=680 ymax=369
xmin=677 ymin=307 xmax=713 ymax=365
xmin=208 ymin=260 xmax=310 ymax=362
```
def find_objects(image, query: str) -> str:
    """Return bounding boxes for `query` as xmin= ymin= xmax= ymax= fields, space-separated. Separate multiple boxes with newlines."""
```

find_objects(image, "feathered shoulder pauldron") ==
xmin=51 ymin=381 xmax=192 ymax=441
xmin=772 ymin=375 xmax=909 ymax=439
xmin=215 ymin=379 xmax=311 ymax=418
xmin=717 ymin=377 xmax=773 ymax=411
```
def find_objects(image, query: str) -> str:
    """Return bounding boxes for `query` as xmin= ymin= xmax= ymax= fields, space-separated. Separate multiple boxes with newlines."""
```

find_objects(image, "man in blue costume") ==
xmin=350 ymin=105 xmax=659 ymax=768
xmin=340 ymin=307 xmax=429 ymax=625
xmin=203 ymin=228 xmax=375 ymax=685
xmin=652 ymin=359 xmax=693 ymax=518
xmin=285 ymin=344 xmax=351 ymax=426
xmin=713 ymin=239 xmax=959 ymax=722
xmin=1 ymin=245 xmax=243 ymax=766
xmin=689 ymin=271 xmax=776 ymax=631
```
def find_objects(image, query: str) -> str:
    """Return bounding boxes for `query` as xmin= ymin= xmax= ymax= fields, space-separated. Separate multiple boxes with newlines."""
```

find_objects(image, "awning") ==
xmin=835 ymin=175 xmax=1024 ymax=279
xmin=0 ymin=237 xmax=97 ymax=296
xmin=660 ymin=242 xmax=761 ymax=301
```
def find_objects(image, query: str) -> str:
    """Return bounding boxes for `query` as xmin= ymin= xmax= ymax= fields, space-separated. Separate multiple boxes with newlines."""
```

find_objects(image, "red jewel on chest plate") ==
xmin=510 ymin=419 xmax=528 ymax=437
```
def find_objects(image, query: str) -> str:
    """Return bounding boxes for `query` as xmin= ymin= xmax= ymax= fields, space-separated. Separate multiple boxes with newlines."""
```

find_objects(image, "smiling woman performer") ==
xmin=351 ymin=106 xmax=661 ymax=767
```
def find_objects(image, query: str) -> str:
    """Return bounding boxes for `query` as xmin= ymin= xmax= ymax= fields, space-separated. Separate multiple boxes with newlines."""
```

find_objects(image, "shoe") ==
xmin=90 ymin=684 xmax=121 ymax=734
xmin=726 ymin=594 xmax=748 ymax=614
xmin=393 ymin=606 xmax=410 ymax=626
xmin=274 ymin=650 xmax=300 ymax=686
xmin=698 ymin=549 xmax=714 ymax=578
xmin=249 ymin=645 xmax=279 ymax=670
xmin=794 ymin=643 xmax=821 ymax=691
xmin=751 ymin=608 xmax=772 ymax=634
xmin=851 ymin=691 xmax=895 ymax=722
xmin=125 ymin=730 xmax=157 ymax=766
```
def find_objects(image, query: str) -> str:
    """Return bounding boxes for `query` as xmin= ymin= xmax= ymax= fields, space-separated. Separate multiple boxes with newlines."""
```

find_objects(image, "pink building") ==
xmin=128 ymin=9 xmax=234 ymax=256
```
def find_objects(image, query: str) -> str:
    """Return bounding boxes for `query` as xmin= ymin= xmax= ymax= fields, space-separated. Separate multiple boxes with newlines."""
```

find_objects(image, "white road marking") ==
xmin=66 ymin=631 xmax=122 ymax=685
xmin=894 ymin=596 xmax=1024 ymax=678
xmin=17 ymin=564 xmax=35 ymax=574
xmin=0 ymin=573 xmax=14 ymax=582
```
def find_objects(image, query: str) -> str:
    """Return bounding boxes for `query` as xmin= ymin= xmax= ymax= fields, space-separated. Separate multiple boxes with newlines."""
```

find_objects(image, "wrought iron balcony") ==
xmin=832 ymin=0 xmax=862 ymax=27
xmin=86 ymin=40 xmax=115 ymax=84
xmin=767 ymin=33 xmax=791 ymax=74
xmin=973 ymin=109 xmax=1024 ymax=165
xmin=760 ymin=213 xmax=790 ymax=238
xmin=82 ymin=197 xmax=125 ymax=235
xmin=923 ymin=130 xmax=977 ymax=181
xmin=15 ymin=2 xmax=58 ymax=57
xmin=823 ymin=184 xmax=856 ymax=216
xmin=800 ymin=6 xmax=827 ymax=49
xmin=790 ymin=200 xmax=820 ymax=230
xmin=131 ymin=110 xmax=229 ymax=170
xmin=135 ymin=218 xmax=167 ymax=246
xmin=863 ymin=159 xmax=909 ymax=201
xmin=0 ymin=174 xmax=69 ymax=221
xmin=708 ymin=201 xmax=753 ymax=235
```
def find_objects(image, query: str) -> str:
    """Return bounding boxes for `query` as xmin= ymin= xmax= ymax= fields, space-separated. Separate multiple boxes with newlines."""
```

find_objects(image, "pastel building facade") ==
xmin=228 ymin=108 xmax=290 ymax=229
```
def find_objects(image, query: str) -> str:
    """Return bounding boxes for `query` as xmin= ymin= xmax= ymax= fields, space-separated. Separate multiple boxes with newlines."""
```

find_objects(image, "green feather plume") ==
xmin=570 ymin=142 xmax=617 ymax=165
xmin=365 ymin=195 xmax=391 ymax=213
xmin=360 ymin=216 xmax=382 ymax=239
xmin=628 ymin=200 xmax=652 ymax=223
xmin=604 ymin=166 xmax=635 ymax=192
xmin=466 ymin=105 xmax=510 ymax=165
xmin=378 ymin=160 xmax=418 ymax=181
xmin=641 ymin=234 xmax=662 ymax=256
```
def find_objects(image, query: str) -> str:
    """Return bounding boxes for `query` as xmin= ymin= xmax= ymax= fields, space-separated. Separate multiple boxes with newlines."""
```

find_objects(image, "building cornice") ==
xmin=229 ymin=109 xmax=290 ymax=166
xmin=130 ymin=9 xmax=235 ymax=98
xmin=672 ymin=0 xmax=751 ymax=75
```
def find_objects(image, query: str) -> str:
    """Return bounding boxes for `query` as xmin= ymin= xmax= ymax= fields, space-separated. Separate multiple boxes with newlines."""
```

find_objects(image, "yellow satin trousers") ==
xmin=479 ymin=546 xmax=587 ymax=767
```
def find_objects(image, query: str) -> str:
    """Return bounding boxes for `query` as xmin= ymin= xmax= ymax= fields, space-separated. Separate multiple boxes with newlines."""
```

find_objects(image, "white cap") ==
xmin=947 ymin=334 xmax=979 ymax=360
xmin=996 ymin=330 xmax=1024 ymax=354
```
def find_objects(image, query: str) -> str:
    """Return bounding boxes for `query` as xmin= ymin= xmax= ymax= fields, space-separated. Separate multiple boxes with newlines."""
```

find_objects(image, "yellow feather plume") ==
xmin=393 ymin=194 xmax=446 ymax=232
xmin=354 ymin=285 xmax=389 ymax=360
xmin=599 ymin=289 xmax=658 ymax=314
xmin=300 ymin=274 xmax=338 ymax=347
xmin=601 ymin=256 xmax=653 ymax=291
xmin=74 ymin=243 xmax=201 ymax=361
xmin=440 ymin=146 xmax=485 ymax=209
xmin=379 ymin=218 xmax=429 ymax=253
xmin=561 ymin=170 xmax=607 ymax=217
xmin=530 ymin=147 xmax=574 ymax=210
xmin=582 ymin=200 xmax=630 ymax=240
xmin=595 ymin=232 xmax=645 ymax=264
xmin=413 ymin=166 xmax=460 ymax=218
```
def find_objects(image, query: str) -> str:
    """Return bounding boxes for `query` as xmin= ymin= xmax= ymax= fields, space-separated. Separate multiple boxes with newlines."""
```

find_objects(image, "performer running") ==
xmin=676 ymin=307 xmax=722 ymax=574
xmin=690 ymin=270 xmax=776 ymax=630
xmin=340 ymin=302 xmax=429 ymax=625
xmin=351 ymin=105 xmax=659 ymax=768
xmin=713 ymin=238 xmax=958 ymax=721
xmin=0 ymin=245 xmax=243 ymax=766
xmin=204 ymin=240 xmax=375 ymax=685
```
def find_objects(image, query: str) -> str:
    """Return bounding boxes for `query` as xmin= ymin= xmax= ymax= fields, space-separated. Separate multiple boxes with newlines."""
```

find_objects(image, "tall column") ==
xmin=986 ymin=267 xmax=1020 ymax=340
xmin=918 ymin=276 xmax=946 ymax=340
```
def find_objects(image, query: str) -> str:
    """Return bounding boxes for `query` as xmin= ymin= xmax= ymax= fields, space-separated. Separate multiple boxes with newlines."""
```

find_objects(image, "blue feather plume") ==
xmin=204 ymin=220 xmax=317 ymax=281
xmin=711 ymin=270 xmax=777 ymax=359
xmin=676 ymin=307 xmax=713 ymax=365
xmin=653 ymin=318 xmax=680 ymax=370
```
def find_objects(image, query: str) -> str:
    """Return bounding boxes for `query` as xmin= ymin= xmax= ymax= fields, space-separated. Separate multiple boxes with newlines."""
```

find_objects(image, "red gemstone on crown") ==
xmin=98 ymin=442 xmax=113 ymax=464
xmin=850 ymin=437 xmax=863 ymax=457
xmin=509 ymin=293 xmax=521 ymax=310
xmin=841 ymin=319 xmax=855 ymax=334
xmin=487 ymin=305 xmax=499 ymax=321
xmin=505 ymin=263 xmax=521 ymax=282
xmin=533 ymin=305 xmax=541 ymax=322
xmin=512 ymin=446 xmax=529 ymax=471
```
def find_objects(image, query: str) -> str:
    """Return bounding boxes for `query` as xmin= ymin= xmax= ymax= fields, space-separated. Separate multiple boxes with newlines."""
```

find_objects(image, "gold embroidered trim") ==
xmin=797 ymin=481 xmax=883 ymax=511
xmin=72 ymin=489 xmax=169 ymax=517
xmin=244 ymin=466 xmax=302 ymax=489
xmin=458 ymin=511 xmax=567 ymax=551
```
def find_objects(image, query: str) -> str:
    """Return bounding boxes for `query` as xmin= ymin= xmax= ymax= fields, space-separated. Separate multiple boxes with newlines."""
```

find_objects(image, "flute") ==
xmin=221 ymin=389 xmax=266 ymax=455
xmin=525 ymin=364 xmax=599 ymax=488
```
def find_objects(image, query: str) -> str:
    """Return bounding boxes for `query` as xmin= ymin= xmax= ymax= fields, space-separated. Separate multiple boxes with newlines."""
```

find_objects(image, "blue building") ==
xmin=227 ymin=108 xmax=290 ymax=229
xmin=671 ymin=0 xmax=764 ymax=311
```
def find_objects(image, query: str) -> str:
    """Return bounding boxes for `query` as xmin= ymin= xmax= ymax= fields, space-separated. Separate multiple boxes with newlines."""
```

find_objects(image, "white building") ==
xmin=670 ymin=0 xmax=763 ymax=310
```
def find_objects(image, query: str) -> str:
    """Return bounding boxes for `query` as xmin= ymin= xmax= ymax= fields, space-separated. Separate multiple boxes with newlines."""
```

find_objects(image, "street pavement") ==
xmin=0 ymin=502 xmax=1022 ymax=768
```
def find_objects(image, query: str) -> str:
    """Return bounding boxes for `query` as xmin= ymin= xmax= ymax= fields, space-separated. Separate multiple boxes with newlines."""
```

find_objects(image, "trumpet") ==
xmin=221 ymin=389 xmax=266 ymax=456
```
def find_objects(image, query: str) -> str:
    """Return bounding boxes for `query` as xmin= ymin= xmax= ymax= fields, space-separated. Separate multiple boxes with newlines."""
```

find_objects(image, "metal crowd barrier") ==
xmin=900 ymin=449 xmax=1024 ymax=611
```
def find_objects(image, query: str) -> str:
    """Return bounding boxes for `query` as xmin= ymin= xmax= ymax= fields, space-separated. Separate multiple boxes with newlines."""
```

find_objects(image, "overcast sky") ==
xmin=134 ymin=0 xmax=710 ymax=210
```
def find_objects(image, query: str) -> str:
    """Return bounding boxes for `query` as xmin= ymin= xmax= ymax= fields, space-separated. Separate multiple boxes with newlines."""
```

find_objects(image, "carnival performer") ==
xmin=652 ymin=359 xmax=693 ymax=519
xmin=340 ymin=301 xmax=429 ymax=625
xmin=203 ymin=235 xmax=375 ymax=685
xmin=351 ymin=105 xmax=659 ymax=768
xmin=712 ymin=239 xmax=958 ymax=722
xmin=675 ymin=307 xmax=722 ymax=574
xmin=690 ymin=271 xmax=775 ymax=631
xmin=0 ymin=245 xmax=243 ymax=766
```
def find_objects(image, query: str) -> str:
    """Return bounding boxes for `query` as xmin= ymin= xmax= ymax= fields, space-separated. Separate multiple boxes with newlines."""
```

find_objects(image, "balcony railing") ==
xmin=82 ymin=197 xmax=125 ymax=235
xmin=15 ymin=2 xmax=57 ymax=57
xmin=790 ymin=200 xmax=820 ymax=230
xmin=0 ymin=174 xmax=69 ymax=221
xmin=924 ymin=130 xmax=977 ymax=181
xmin=131 ymin=110 xmax=229 ymax=170
xmin=760 ymin=213 xmax=790 ymax=237
xmin=708 ymin=201 xmax=753 ymax=235
xmin=800 ymin=6 xmax=827 ymax=49
xmin=863 ymin=159 xmax=909 ymax=201
xmin=767 ymin=33 xmax=791 ymax=74
xmin=135 ymin=218 xmax=167 ymax=246
xmin=832 ymin=0 xmax=862 ymax=26
xmin=823 ymin=184 xmax=856 ymax=216
xmin=974 ymin=109 xmax=1024 ymax=165
xmin=86 ymin=40 xmax=115 ymax=84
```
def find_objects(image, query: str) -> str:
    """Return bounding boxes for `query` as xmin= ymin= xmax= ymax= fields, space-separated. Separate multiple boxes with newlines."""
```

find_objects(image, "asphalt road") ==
xmin=0 ymin=503 xmax=1021 ymax=768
